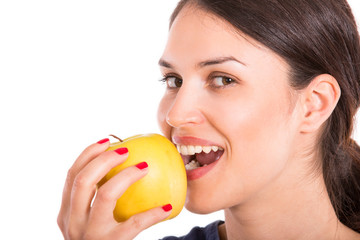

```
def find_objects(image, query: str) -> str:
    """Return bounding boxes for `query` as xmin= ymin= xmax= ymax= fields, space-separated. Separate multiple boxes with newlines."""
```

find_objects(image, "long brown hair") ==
xmin=171 ymin=0 xmax=360 ymax=232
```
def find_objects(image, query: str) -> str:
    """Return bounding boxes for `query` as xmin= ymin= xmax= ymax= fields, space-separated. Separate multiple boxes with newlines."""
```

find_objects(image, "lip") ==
xmin=185 ymin=156 xmax=221 ymax=180
xmin=172 ymin=136 xmax=223 ymax=147
xmin=172 ymin=136 xmax=224 ymax=181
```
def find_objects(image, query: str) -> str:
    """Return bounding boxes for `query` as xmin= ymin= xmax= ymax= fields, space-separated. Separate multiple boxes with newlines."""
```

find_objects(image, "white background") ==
xmin=0 ymin=1 xmax=359 ymax=239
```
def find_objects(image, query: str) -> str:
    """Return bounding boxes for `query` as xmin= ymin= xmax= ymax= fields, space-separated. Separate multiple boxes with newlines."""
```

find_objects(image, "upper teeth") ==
xmin=177 ymin=145 xmax=223 ymax=155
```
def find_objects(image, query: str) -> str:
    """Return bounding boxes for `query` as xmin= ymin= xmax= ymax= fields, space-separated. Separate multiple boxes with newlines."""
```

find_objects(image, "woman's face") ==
xmin=157 ymin=6 xmax=302 ymax=213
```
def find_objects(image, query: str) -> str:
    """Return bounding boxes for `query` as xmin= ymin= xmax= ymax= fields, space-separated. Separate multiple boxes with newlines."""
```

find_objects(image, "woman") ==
xmin=58 ymin=0 xmax=360 ymax=239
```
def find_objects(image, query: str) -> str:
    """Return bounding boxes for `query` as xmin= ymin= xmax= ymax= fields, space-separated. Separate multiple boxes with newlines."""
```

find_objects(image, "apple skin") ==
xmin=98 ymin=133 xmax=187 ymax=222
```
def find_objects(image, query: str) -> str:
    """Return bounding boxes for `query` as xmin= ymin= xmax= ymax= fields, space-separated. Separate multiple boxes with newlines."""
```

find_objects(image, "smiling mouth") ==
xmin=176 ymin=145 xmax=224 ymax=170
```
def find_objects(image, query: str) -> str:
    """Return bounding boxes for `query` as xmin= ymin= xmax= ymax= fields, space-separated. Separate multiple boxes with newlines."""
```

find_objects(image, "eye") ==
xmin=211 ymin=76 xmax=236 ymax=87
xmin=161 ymin=75 xmax=183 ymax=89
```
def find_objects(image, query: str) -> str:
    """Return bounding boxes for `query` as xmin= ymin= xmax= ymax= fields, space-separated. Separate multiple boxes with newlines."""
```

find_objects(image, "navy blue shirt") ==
xmin=160 ymin=221 xmax=224 ymax=240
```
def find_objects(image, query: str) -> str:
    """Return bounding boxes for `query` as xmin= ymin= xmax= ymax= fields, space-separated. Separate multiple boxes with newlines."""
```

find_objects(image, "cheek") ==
xmin=208 ymin=87 xmax=295 ymax=180
xmin=236 ymin=98 xmax=292 ymax=159
xmin=190 ymin=93 xmax=295 ymax=208
xmin=208 ymin=86 xmax=291 ymax=141
xmin=157 ymin=94 xmax=172 ymax=139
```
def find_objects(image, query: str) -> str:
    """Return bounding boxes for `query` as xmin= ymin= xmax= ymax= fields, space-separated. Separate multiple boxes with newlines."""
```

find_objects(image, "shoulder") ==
xmin=160 ymin=220 xmax=224 ymax=240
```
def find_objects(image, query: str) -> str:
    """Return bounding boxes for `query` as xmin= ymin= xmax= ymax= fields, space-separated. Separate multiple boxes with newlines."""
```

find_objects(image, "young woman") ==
xmin=58 ymin=0 xmax=360 ymax=239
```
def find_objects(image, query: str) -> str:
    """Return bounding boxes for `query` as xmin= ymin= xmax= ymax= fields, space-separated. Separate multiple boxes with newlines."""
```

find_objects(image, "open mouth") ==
xmin=176 ymin=144 xmax=224 ymax=170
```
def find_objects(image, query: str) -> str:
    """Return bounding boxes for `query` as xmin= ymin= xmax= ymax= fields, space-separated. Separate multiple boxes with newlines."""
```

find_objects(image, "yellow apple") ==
xmin=98 ymin=133 xmax=187 ymax=222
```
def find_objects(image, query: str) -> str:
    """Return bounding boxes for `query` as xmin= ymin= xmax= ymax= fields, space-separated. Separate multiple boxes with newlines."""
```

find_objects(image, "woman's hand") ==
xmin=57 ymin=138 xmax=172 ymax=240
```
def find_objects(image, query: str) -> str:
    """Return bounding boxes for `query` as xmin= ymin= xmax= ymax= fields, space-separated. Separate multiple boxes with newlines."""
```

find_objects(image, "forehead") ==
xmin=171 ymin=5 xmax=235 ymax=36
xmin=162 ymin=5 xmax=287 ymax=70
xmin=168 ymin=5 xmax=248 ymax=52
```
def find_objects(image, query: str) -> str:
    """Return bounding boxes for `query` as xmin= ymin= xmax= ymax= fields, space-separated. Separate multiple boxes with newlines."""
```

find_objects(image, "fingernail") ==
xmin=114 ymin=147 xmax=128 ymax=155
xmin=97 ymin=138 xmax=109 ymax=144
xmin=136 ymin=162 xmax=148 ymax=170
xmin=162 ymin=204 xmax=172 ymax=212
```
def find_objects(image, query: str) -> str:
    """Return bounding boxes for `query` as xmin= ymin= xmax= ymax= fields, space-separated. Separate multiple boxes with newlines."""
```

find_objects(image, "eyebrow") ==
xmin=158 ymin=56 xmax=247 ymax=69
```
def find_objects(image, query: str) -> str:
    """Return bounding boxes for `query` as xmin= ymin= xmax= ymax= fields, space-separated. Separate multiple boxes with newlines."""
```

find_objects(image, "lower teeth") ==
xmin=185 ymin=160 xmax=200 ymax=170
xmin=185 ymin=160 xmax=207 ymax=170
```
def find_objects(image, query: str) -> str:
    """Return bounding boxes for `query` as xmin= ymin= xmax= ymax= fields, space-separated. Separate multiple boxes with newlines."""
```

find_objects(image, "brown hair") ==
xmin=170 ymin=0 xmax=360 ymax=232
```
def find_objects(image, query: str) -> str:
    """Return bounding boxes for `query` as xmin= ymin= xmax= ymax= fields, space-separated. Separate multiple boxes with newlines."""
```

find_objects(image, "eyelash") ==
xmin=160 ymin=72 xmax=238 ymax=89
xmin=159 ymin=74 xmax=183 ymax=89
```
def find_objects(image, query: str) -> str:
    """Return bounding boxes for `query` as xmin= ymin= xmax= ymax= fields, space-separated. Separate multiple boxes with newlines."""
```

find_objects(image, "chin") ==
xmin=184 ymin=195 xmax=223 ymax=214
xmin=185 ymin=203 xmax=216 ymax=215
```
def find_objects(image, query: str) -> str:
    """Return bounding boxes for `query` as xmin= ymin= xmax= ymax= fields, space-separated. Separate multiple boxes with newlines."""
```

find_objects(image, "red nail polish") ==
xmin=136 ymin=162 xmax=148 ymax=170
xmin=162 ymin=204 xmax=172 ymax=212
xmin=114 ymin=147 xmax=128 ymax=155
xmin=97 ymin=138 xmax=109 ymax=144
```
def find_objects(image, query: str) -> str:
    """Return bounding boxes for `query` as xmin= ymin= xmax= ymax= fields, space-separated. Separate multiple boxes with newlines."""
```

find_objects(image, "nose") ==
xmin=166 ymin=86 xmax=205 ymax=128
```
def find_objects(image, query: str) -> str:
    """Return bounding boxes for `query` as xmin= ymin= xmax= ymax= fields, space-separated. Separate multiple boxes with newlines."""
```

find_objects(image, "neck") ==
xmin=221 ymin=164 xmax=348 ymax=240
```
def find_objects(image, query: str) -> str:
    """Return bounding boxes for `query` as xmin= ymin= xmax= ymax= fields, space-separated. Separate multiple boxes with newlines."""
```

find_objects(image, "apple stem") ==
xmin=109 ymin=134 xmax=123 ymax=142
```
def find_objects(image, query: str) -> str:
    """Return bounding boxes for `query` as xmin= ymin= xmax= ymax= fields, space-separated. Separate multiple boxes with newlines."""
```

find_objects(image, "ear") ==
xmin=299 ymin=74 xmax=341 ymax=133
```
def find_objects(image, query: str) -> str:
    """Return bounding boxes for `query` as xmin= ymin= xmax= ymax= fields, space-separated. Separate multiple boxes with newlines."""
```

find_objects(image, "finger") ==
xmin=90 ymin=162 xmax=149 ymax=225
xmin=69 ymin=138 xmax=111 ymax=188
xmin=69 ymin=148 xmax=129 ymax=225
xmin=116 ymin=205 xmax=173 ymax=240
xmin=58 ymin=138 xmax=110 ymax=230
